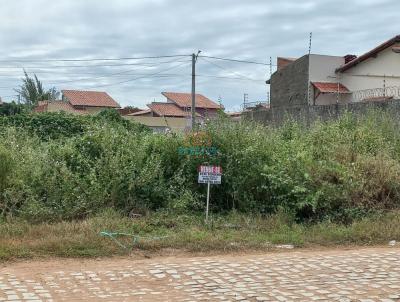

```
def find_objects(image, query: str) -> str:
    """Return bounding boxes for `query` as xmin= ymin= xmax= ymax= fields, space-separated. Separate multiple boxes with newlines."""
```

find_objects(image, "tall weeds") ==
xmin=1 ymin=110 xmax=400 ymax=223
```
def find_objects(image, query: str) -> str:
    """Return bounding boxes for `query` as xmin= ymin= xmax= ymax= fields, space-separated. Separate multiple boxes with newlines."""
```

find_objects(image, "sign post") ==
xmin=206 ymin=181 xmax=210 ymax=222
xmin=198 ymin=165 xmax=222 ymax=223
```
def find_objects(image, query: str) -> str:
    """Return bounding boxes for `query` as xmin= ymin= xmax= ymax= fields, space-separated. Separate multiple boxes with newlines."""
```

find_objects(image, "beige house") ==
xmin=268 ymin=35 xmax=400 ymax=108
xmin=127 ymin=92 xmax=223 ymax=132
xmin=34 ymin=90 xmax=120 ymax=114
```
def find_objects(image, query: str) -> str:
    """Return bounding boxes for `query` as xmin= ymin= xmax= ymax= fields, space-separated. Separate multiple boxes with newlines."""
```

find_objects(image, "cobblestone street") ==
xmin=1 ymin=248 xmax=399 ymax=301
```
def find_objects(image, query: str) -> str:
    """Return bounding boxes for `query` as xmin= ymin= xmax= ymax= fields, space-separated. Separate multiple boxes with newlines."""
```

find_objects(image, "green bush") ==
xmin=1 ymin=110 xmax=400 ymax=223
xmin=0 ymin=102 xmax=27 ymax=116
xmin=0 ymin=145 xmax=13 ymax=197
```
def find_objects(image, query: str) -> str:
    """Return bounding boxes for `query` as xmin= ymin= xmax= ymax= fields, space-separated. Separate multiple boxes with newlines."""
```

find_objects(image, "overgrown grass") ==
xmin=1 ymin=210 xmax=398 ymax=261
xmin=3 ymin=110 xmax=400 ymax=223
xmin=2 ymin=109 xmax=400 ymax=261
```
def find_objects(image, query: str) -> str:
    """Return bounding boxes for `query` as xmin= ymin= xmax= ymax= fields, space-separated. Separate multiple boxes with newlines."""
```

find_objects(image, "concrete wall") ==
xmin=46 ymin=103 xmax=116 ymax=115
xmin=244 ymin=99 xmax=400 ymax=126
xmin=125 ymin=115 xmax=188 ymax=132
xmin=196 ymin=108 xmax=219 ymax=119
xmin=270 ymin=55 xmax=309 ymax=108
xmin=84 ymin=106 xmax=113 ymax=114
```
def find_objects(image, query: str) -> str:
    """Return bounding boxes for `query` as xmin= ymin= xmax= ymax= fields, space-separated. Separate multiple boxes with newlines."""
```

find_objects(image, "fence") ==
xmin=243 ymin=98 xmax=400 ymax=126
xmin=242 ymin=101 xmax=269 ymax=110
xmin=351 ymin=86 xmax=400 ymax=102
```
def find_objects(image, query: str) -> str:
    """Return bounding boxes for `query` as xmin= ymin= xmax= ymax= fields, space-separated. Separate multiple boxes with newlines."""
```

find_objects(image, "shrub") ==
xmin=1 ymin=110 xmax=400 ymax=223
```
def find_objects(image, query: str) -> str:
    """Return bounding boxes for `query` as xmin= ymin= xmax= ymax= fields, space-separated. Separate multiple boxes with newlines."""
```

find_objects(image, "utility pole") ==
xmin=191 ymin=51 xmax=201 ymax=130
xmin=307 ymin=32 xmax=313 ymax=104
xmin=243 ymin=93 xmax=248 ymax=109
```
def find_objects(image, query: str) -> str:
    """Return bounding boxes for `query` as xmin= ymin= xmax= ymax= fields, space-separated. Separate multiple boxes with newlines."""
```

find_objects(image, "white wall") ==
xmin=308 ymin=54 xmax=347 ymax=105
xmin=340 ymin=42 xmax=400 ymax=94
xmin=309 ymin=54 xmax=344 ymax=82
xmin=308 ymin=45 xmax=400 ymax=104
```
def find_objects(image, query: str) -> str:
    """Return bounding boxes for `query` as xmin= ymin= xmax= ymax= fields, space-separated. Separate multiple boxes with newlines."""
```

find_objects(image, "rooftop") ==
xmin=148 ymin=102 xmax=191 ymax=117
xmin=162 ymin=92 xmax=222 ymax=109
xmin=312 ymin=82 xmax=351 ymax=94
xmin=62 ymin=90 xmax=120 ymax=108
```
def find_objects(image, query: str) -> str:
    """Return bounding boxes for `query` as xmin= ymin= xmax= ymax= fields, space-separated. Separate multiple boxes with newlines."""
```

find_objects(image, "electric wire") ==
xmin=0 ymin=54 xmax=191 ymax=63
xmin=48 ymin=58 xmax=191 ymax=85
xmin=89 ymin=61 xmax=191 ymax=88
xmin=0 ymin=54 xmax=272 ymax=91
xmin=0 ymin=61 xmax=188 ymax=69
xmin=199 ymin=55 xmax=274 ymax=66
xmin=196 ymin=75 xmax=265 ymax=83
xmin=199 ymin=57 xmax=259 ymax=81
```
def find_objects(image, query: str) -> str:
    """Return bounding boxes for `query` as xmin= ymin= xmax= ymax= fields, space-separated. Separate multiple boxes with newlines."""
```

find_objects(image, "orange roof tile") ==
xmin=277 ymin=57 xmax=297 ymax=71
xmin=62 ymin=90 xmax=120 ymax=108
xmin=148 ymin=102 xmax=193 ymax=117
xmin=312 ymin=82 xmax=350 ymax=94
xmin=162 ymin=92 xmax=222 ymax=109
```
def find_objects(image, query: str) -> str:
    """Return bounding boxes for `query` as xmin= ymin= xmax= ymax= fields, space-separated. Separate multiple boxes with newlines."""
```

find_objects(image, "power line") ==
xmin=89 ymin=61 xmax=191 ymax=88
xmin=199 ymin=55 xmax=274 ymax=66
xmin=0 ymin=74 xmax=267 ymax=91
xmin=200 ymin=57 xmax=259 ymax=81
xmin=0 ymin=60 xmax=189 ymax=69
xmin=0 ymin=54 xmax=190 ymax=63
xmin=0 ymin=54 xmax=274 ymax=68
xmin=0 ymin=73 xmax=266 ymax=91
xmin=196 ymin=75 xmax=265 ymax=83
xmin=48 ymin=58 xmax=191 ymax=86
xmin=0 ymin=53 xmax=271 ymax=90
xmin=0 ymin=75 xmax=192 ymax=91
xmin=0 ymin=58 xmax=190 ymax=89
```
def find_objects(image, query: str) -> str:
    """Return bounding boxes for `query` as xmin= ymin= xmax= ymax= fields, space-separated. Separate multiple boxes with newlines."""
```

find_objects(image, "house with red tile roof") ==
xmin=34 ymin=90 xmax=120 ymax=115
xmin=131 ymin=92 xmax=222 ymax=119
xmin=126 ymin=92 xmax=222 ymax=132
xmin=267 ymin=35 xmax=400 ymax=107
xmin=162 ymin=92 xmax=223 ymax=119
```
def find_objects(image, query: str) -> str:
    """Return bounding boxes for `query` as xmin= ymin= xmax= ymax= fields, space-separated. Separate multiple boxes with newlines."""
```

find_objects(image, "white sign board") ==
xmin=197 ymin=165 xmax=222 ymax=223
xmin=198 ymin=165 xmax=222 ymax=184
xmin=198 ymin=173 xmax=221 ymax=184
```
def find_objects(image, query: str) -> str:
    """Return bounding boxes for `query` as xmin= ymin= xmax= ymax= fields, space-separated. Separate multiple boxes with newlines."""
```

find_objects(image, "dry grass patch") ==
xmin=1 ymin=210 xmax=399 ymax=261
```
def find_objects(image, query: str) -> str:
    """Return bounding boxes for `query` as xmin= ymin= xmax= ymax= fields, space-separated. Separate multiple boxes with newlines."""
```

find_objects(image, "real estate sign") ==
xmin=198 ymin=165 xmax=222 ymax=184
xmin=197 ymin=165 xmax=222 ymax=223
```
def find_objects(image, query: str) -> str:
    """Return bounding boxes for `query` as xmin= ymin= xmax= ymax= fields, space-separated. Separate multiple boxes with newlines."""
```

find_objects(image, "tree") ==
xmin=15 ymin=71 xmax=59 ymax=105
xmin=47 ymin=87 xmax=60 ymax=101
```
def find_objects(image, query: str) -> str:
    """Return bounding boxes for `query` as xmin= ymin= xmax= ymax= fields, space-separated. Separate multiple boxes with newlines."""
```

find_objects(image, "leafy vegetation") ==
xmin=0 ymin=101 xmax=26 ymax=116
xmin=1 ymin=110 xmax=400 ymax=224
xmin=14 ymin=71 xmax=59 ymax=105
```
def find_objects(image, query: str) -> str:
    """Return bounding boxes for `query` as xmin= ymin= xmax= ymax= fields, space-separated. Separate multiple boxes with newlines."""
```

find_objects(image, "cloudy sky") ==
xmin=0 ymin=0 xmax=398 ymax=110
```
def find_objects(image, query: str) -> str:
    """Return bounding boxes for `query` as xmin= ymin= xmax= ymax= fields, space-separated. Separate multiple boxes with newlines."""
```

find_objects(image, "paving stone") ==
xmin=1 ymin=248 xmax=400 ymax=301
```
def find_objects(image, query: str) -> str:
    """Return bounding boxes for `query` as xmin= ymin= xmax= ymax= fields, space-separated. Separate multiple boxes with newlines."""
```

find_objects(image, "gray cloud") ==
xmin=0 ymin=0 xmax=398 ymax=109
